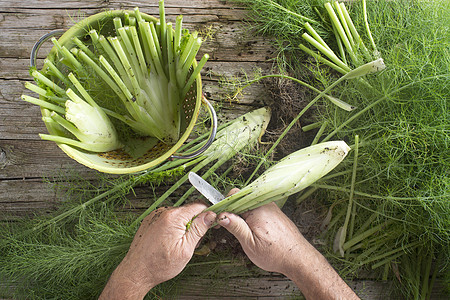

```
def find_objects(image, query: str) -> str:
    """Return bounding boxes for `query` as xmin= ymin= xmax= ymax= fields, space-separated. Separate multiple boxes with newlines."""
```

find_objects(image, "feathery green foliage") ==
xmin=1 ymin=204 xmax=134 ymax=299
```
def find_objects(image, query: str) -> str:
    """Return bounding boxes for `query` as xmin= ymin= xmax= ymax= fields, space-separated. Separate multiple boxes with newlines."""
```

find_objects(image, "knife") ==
xmin=188 ymin=172 xmax=225 ymax=205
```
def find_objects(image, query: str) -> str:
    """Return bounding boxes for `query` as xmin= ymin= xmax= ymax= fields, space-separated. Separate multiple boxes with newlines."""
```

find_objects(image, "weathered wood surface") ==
xmin=0 ymin=1 xmax=441 ymax=299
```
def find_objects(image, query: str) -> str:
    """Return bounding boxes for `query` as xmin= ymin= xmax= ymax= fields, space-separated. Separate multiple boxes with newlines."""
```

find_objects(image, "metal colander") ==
xmin=30 ymin=10 xmax=216 ymax=174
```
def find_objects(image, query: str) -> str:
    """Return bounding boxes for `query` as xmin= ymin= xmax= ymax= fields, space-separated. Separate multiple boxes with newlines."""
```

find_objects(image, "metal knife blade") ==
xmin=188 ymin=172 xmax=225 ymax=205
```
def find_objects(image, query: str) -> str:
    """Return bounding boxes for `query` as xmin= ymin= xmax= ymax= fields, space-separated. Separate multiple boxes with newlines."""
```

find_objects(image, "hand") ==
xmin=217 ymin=195 xmax=359 ymax=300
xmin=217 ymin=201 xmax=305 ymax=275
xmin=100 ymin=202 xmax=217 ymax=299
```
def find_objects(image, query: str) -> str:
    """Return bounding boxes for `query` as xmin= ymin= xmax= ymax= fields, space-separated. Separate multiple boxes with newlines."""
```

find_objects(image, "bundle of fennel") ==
xmin=22 ymin=0 xmax=209 ymax=153
xmin=207 ymin=140 xmax=350 ymax=215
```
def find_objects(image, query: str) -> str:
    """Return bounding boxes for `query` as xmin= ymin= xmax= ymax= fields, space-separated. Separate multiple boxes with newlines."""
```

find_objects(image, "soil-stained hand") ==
xmin=217 ymin=192 xmax=360 ymax=300
xmin=217 ymin=201 xmax=305 ymax=275
xmin=100 ymin=202 xmax=216 ymax=299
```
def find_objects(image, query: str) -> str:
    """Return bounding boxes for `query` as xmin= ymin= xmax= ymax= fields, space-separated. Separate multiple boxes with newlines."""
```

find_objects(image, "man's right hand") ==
xmin=217 ymin=193 xmax=359 ymax=300
xmin=217 ymin=201 xmax=306 ymax=275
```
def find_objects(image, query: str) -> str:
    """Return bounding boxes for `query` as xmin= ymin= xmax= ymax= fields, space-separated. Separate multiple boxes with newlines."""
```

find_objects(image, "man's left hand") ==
xmin=99 ymin=202 xmax=216 ymax=299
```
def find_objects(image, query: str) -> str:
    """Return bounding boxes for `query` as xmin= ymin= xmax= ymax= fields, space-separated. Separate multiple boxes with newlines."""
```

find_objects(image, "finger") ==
xmin=241 ymin=202 xmax=279 ymax=219
xmin=185 ymin=211 xmax=217 ymax=246
xmin=217 ymin=212 xmax=254 ymax=246
xmin=179 ymin=202 xmax=209 ymax=218
xmin=194 ymin=198 xmax=208 ymax=206
xmin=241 ymin=210 xmax=252 ymax=219
xmin=227 ymin=187 xmax=240 ymax=197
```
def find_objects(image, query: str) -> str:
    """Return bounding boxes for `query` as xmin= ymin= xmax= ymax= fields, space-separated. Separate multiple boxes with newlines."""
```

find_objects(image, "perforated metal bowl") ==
xmin=31 ymin=10 xmax=216 ymax=174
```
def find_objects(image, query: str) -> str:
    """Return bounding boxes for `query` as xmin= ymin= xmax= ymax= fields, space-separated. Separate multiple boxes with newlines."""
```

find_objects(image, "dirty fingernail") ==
xmin=204 ymin=212 xmax=216 ymax=226
xmin=218 ymin=215 xmax=230 ymax=226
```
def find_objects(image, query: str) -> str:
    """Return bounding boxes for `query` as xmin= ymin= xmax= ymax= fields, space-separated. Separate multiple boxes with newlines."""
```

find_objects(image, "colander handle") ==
xmin=30 ymin=30 xmax=66 ymax=67
xmin=171 ymin=95 xmax=217 ymax=160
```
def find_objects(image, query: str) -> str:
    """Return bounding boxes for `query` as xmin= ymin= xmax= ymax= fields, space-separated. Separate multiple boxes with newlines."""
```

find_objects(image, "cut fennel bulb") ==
xmin=207 ymin=141 xmax=351 ymax=214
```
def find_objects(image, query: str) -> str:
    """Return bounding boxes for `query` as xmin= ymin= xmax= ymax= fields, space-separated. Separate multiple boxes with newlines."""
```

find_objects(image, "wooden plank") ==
xmin=0 ymin=78 xmax=265 ymax=141
xmin=178 ymin=277 xmax=448 ymax=299
xmin=0 ymin=139 xmax=94 ymax=179
xmin=0 ymin=59 xmax=28 ymax=80
xmin=0 ymin=176 xmax=194 ymax=220
xmin=0 ymin=1 xmax=273 ymax=61
xmin=180 ymin=276 xmax=302 ymax=298
xmin=0 ymin=179 xmax=60 ymax=218
xmin=176 ymin=263 xmax=392 ymax=298
xmin=0 ymin=81 xmax=48 ymax=140
xmin=0 ymin=26 xmax=273 ymax=62
xmin=0 ymin=275 xmax=446 ymax=300
xmin=0 ymin=0 xmax=245 ymax=10
xmin=0 ymin=58 xmax=273 ymax=81
xmin=179 ymin=276 xmax=449 ymax=300
xmin=0 ymin=6 xmax=245 ymax=29
xmin=173 ymin=262 xmax=413 ymax=299
xmin=172 ymin=262 xmax=449 ymax=299
xmin=0 ymin=58 xmax=272 ymax=141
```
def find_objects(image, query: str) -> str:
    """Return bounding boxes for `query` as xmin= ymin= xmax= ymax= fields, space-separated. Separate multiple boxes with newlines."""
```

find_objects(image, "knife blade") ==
xmin=188 ymin=172 xmax=225 ymax=205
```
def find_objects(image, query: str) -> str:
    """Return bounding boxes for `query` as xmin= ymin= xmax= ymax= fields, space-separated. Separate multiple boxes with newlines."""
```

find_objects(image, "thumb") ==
xmin=185 ymin=211 xmax=216 ymax=246
xmin=217 ymin=212 xmax=254 ymax=246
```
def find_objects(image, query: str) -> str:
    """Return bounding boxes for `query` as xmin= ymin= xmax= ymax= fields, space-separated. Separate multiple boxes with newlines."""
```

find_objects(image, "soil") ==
xmin=260 ymin=74 xmax=318 ymax=159
xmin=227 ymin=74 xmax=319 ymax=181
